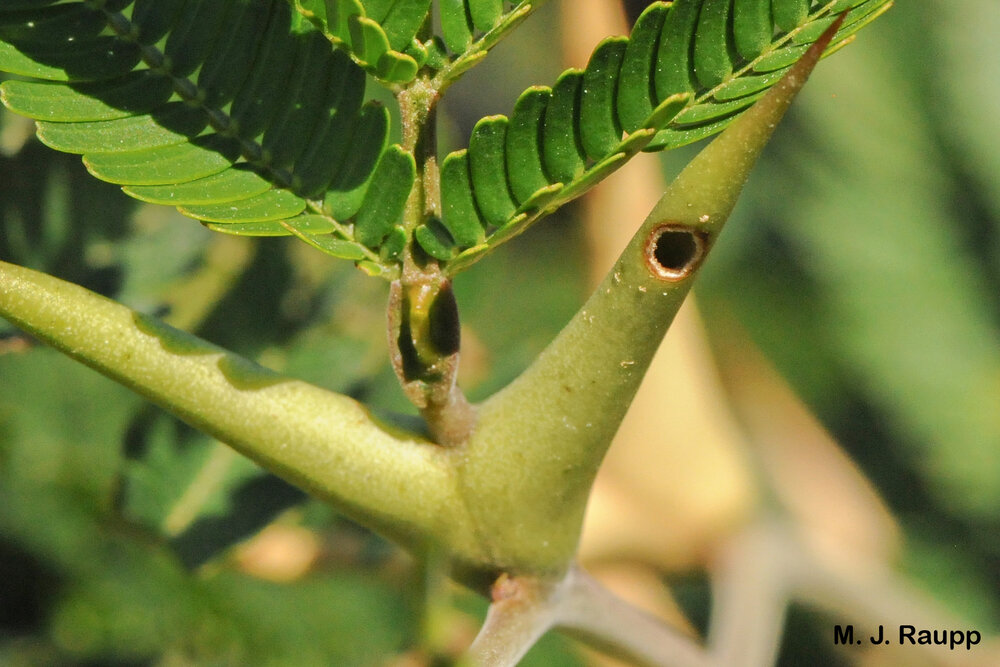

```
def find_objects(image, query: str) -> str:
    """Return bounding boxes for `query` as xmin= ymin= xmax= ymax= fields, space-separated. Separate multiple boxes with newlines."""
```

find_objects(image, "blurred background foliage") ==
xmin=1 ymin=0 xmax=998 ymax=665
xmin=700 ymin=0 xmax=1000 ymax=620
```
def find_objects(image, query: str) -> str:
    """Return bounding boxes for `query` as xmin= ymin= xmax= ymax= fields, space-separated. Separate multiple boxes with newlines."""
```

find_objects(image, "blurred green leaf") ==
xmin=933 ymin=0 xmax=1000 ymax=223
xmin=774 ymin=37 xmax=1000 ymax=518
xmin=697 ymin=5 xmax=1000 ymax=655
xmin=901 ymin=526 xmax=1000 ymax=630
xmin=0 ymin=349 xmax=133 ymax=507
xmin=117 ymin=408 xmax=307 ymax=568
xmin=703 ymin=6 xmax=1000 ymax=520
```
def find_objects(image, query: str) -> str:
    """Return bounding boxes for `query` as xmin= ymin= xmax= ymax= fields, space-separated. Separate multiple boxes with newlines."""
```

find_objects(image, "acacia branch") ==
xmin=0 ymin=259 xmax=474 ymax=555
xmin=457 ymin=16 xmax=846 ymax=574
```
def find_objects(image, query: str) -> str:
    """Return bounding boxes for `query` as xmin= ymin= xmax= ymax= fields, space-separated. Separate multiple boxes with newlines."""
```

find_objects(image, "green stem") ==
xmin=394 ymin=75 xmax=476 ymax=445
xmin=0 ymin=260 xmax=471 ymax=554
xmin=457 ymin=16 xmax=845 ymax=574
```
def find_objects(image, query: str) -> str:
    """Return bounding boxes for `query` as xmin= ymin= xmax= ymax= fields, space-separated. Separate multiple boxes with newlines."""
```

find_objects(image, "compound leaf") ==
xmin=291 ymin=0 xmax=547 ymax=86
xmin=0 ymin=0 xmax=891 ymax=278
xmin=432 ymin=0 xmax=892 ymax=274
xmin=0 ymin=0 xmax=400 ymax=274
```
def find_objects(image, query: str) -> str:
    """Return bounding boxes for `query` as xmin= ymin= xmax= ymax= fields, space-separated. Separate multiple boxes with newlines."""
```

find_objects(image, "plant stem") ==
xmin=466 ymin=566 xmax=711 ymax=667
xmin=393 ymin=76 xmax=475 ymax=445
xmin=466 ymin=574 xmax=559 ymax=666
xmin=706 ymin=523 xmax=791 ymax=667
xmin=556 ymin=566 xmax=710 ymax=667
xmin=0 ymin=260 xmax=475 ymax=555
xmin=707 ymin=519 xmax=986 ymax=666
xmin=784 ymin=525 xmax=983 ymax=665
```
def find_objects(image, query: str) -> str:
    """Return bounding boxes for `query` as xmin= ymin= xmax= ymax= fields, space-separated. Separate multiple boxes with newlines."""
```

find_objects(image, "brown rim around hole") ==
xmin=643 ymin=224 xmax=706 ymax=281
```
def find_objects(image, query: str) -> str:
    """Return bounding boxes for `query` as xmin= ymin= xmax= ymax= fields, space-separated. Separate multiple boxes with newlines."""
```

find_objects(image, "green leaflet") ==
xmin=124 ymin=168 xmax=274 ymax=206
xmin=354 ymin=145 xmax=416 ymax=248
xmin=693 ymin=0 xmax=734 ymax=88
xmin=348 ymin=14 xmax=392 ymax=70
xmin=467 ymin=0 xmax=503 ymax=33
xmin=773 ymin=0 xmax=811 ymax=32
xmin=0 ymin=35 xmax=141 ymax=81
xmin=291 ymin=1 xmax=543 ymax=86
xmin=291 ymin=0 xmax=423 ymax=83
xmin=180 ymin=190 xmax=308 ymax=223
xmin=505 ymin=87 xmax=552 ymax=204
xmin=579 ymin=38 xmax=627 ymax=160
xmin=280 ymin=216 xmax=373 ymax=261
xmin=469 ymin=116 xmax=517 ymax=228
xmin=293 ymin=61 xmax=367 ymax=198
xmin=429 ymin=0 xmax=894 ymax=273
xmin=655 ymin=0 xmax=700 ymax=100
xmin=0 ymin=0 xmax=400 ymax=273
xmin=733 ymin=0 xmax=773 ymax=60
xmin=162 ymin=0 xmax=232 ymax=78
xmin=323 ymin=103 xmax=391 ymax=222
xmin=0 ymin=73 xmax=175 ymax=122
xmin=414 ymin=220 xmax=460 ymax=260
xmin=36 ymin=103 xmax=208 ymax=154
xmin=542 ymin=70 xmax=586 ymax=185
xmin=83 ymin=137 xmax=240 ymax=186
xmin=616 ymin=3 xmax=669 ymax=132
xmin=206 ymin=214 xmax=338 ymax=237
xmin=439 ymin=0 xmax=473 ymax=53
xmin=367 ymin=0 xmax=430 ymax=51
xmin=439 ymin=150 xmax=485 ymax=248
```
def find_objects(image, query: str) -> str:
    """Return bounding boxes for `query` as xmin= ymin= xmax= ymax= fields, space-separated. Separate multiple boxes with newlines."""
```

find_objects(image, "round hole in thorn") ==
xmin=644 ymin=224 xmax=705 ymax=281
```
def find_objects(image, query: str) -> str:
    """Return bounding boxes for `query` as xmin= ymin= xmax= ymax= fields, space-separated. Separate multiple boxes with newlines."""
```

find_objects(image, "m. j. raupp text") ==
xmin=833 ymin=624 xmax=981 ymax=650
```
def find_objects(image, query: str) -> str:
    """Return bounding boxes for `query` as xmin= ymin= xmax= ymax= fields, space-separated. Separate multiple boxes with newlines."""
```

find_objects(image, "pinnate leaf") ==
xmin=428 ymin=0 xmax=893 ymax=274
xmin=0 ymin=0 xmax=402 ymax=273
xmin=0 ymin=0 xmax=891 ymax=277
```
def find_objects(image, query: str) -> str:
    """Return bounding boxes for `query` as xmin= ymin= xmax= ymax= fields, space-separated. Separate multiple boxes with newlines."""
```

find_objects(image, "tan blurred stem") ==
xmin=468 ymin=567 xmax=709 ymax=667
xmin=556 ymin=566 xmax=710 ymax=667
xmin=709 ymin=325 xmax=994 ymax=664
xmin=716 ymin=519 xmax=996 ymax=667
xmin=713 ymin=320 xmax=900 ymax=565
xmin=706 ymin=522 xmax=793 ymax=667
xmin=789 ymin=534 xmax=993 ymax=667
